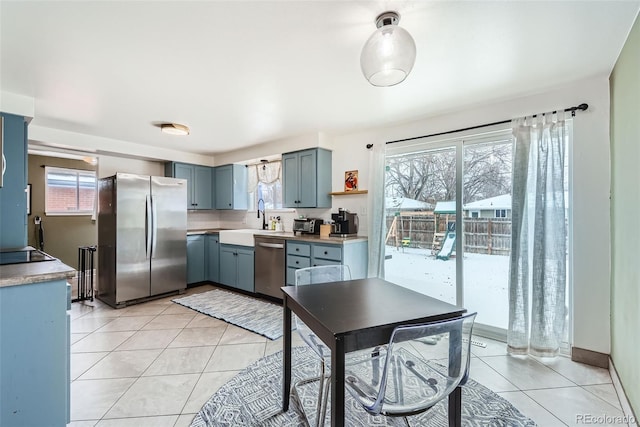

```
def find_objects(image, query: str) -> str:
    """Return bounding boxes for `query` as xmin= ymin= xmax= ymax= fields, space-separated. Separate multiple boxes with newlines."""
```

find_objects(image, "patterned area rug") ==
xmin=191 ymin=346 xmax=537 ymax=426
xmin=173 ymin=289 xmax=287 ymax=340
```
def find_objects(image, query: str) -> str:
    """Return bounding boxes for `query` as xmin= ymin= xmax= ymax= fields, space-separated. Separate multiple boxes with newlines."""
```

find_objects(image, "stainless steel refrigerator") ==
xmin=97 ymin=173 xmax=187 ymax=307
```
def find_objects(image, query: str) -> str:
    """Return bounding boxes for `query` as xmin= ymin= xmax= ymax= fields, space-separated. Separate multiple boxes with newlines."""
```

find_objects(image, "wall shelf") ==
xmin=329 ymin=190 xmax=368 ymax=196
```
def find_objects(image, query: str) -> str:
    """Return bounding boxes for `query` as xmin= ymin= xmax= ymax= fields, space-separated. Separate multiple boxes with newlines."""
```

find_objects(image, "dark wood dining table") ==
xmin=281 ymin=277 xmax=467 ymax=427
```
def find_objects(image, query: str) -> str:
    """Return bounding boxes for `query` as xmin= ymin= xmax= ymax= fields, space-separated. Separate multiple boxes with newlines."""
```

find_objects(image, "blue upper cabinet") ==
xmin=0 ymin=112 xmax=28 ymax=249
xmin=282 ymin=147 xmax=331 ymax=208
xmin=165 ymin=162 xmax=213 ymax=210
xmin=214 ymin=164 xmax=247 ymax=210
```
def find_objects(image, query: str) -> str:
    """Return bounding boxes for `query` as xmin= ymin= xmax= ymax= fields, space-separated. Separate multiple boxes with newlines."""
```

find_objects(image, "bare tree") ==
xmin=386 ymin=142 xmax=511 ymax=203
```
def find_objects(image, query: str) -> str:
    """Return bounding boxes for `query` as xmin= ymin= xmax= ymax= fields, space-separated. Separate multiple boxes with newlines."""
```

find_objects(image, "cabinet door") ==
xmin=219 ymin=246 xmax=237 ymax=286
xmin=297 ymin=149 xmax=317 ymax=208
xmin=186 ymin=235 xmax=206 ymax=284
xmin=207 ymin=234 xmax=220 ymax=283
xmin=236 ymin=248 xmax=255 ymax=293
xmin=0 ymin=113 xmax=27 ymax=248
xmin=194 ymin=166 xmax=213 ymax=209
xmin=282 ymin=152 xmax=299 ymax=208
xmin=215 ymin=165 xmax=233 ymax=209
xmin=230 ymin=164 xmax=248 ymax=210
xmin=172 ymin=163 xmax=194 ymax=208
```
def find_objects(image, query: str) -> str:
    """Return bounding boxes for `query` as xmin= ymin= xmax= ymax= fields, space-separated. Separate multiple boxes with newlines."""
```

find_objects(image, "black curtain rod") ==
xmin=365 ymin=103 xmax=588 ymax=149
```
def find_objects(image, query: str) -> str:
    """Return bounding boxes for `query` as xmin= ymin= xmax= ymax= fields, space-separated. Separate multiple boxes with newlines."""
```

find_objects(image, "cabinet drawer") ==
xmin=287 ymin=255 xmax=311 ymax=269
xmin=287 ymin=242 xmax=311 ymax=257
xmin=312 ymin=244 xmax=342 ymax=261
xmin=311 ymin=258 xmax=341 ymax=267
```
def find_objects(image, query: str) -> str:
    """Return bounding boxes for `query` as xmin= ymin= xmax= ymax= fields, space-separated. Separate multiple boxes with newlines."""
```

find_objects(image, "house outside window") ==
xmin=45 ymin=167 xmax=96 ymax=215
xmin=470 ymin=211 xmax=480 ymax=218
xmin=495 ymin=209 xmax=507 ymax=218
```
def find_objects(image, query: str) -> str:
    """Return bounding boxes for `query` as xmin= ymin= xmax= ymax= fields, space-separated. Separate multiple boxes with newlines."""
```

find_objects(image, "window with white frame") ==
xmin=495 ymin=209 xmax=507 ymax=218
xmin=247 ymin=160 xmax=282 ymax=210
xmin=45 ymin=167 xmax=96 ymax=215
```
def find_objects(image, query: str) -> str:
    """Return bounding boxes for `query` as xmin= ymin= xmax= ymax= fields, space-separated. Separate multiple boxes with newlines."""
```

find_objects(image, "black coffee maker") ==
xmin=330 ymin=208 xmax=359 ymax=236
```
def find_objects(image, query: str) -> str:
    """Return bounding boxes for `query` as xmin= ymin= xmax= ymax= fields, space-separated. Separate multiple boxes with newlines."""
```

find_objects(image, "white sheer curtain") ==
xmin=367 ymin=143 xmax=386 ymax=278
xmin=508 ymin=114 xmax=568 ymax=357
xmin=247 ymin=161 xmax=281 ymax=192
xmin=247 ymin=161 xmax=281 ymax=209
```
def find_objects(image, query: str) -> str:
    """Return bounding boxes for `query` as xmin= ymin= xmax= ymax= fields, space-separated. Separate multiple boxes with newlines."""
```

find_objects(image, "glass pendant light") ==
xmin=360 ymin=11 xmax=416 ymax=87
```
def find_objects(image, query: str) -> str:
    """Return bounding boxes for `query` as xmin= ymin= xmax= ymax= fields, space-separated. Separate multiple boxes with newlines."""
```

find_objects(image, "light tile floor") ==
xmin=68 ymin=284 xmax=628 ymax=427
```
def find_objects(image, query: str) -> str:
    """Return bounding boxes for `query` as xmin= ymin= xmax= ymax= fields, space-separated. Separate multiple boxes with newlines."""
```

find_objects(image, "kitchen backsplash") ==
xmin=187 ymin=206 xmax=366 ymax=234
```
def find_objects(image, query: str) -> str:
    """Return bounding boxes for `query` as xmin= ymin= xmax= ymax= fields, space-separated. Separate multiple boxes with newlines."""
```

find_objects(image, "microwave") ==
xmin=293 ymin=218 xmax=323 ymax=235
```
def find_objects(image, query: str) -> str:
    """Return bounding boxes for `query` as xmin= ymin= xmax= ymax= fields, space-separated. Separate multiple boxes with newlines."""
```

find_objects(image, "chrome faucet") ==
xmin=257 ymin=198 xmax=267 ymax=230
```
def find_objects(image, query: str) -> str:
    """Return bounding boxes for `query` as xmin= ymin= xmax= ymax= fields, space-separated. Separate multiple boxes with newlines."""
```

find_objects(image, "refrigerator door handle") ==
xmin=146 ymin=195 xmax=152 ymax=259
xmin=151 ymin=194 xmax=158 ymax=258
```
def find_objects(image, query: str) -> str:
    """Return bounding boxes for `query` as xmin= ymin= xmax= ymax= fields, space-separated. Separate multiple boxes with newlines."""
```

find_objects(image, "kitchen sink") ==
xmin=218 ymin=229 xmax=282 ymax=247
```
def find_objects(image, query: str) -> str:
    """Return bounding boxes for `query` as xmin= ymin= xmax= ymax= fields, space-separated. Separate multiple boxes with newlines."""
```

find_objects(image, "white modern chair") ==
xmin=344 ymin=312 xmax=477 ymax=426
xmin=293 ymin=264 xmax=352 ymax=427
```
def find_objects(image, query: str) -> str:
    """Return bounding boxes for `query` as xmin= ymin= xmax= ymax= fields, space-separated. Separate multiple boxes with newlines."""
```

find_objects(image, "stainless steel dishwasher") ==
xmin=254 ymin=236 xmax=286 ymax=299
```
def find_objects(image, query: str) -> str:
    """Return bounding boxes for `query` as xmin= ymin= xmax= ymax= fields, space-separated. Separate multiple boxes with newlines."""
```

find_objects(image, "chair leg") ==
xmin=319 ymin=365 xmax=331 ymax=427
xmin=315 ymin=360 xmax=326 ymax=427
xmin=291 ymin=360 xmax=331 ymax=427
xmin=403 ymin=416 xmax=412 ymax=427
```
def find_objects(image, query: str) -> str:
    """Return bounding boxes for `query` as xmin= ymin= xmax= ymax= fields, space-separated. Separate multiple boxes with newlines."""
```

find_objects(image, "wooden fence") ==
xmin=386 ymin=214 xmax=511 ymax=256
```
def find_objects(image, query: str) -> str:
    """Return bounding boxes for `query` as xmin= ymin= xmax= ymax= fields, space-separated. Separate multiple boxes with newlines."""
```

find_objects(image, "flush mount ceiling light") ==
xmin=360 ymin=11 xmax=416 ymax=87
xmin=160 ymin=123 xmax=190 ymax=136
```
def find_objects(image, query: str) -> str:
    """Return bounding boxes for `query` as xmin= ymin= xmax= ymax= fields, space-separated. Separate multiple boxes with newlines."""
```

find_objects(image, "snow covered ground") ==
xmin=384 ymin=246 xmax=509 ymax=330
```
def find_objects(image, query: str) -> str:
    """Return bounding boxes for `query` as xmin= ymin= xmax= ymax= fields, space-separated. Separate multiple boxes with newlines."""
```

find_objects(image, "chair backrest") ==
xmin=345 ymin=312 xmax=477 ymax=417
xmin=293 ymin=265 xmax=352 ymax=353
xmin=294 ymin=264 xmax=352 ymax=287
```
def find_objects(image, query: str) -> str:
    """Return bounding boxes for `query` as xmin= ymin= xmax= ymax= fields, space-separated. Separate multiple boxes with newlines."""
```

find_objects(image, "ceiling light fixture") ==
xmin=360 ymin=11 xmax=416 ymax=87
xmin=161 ymin=123 xmax=190 ymax=136
xmin=82 ymin=156 xmax=97 ymax=165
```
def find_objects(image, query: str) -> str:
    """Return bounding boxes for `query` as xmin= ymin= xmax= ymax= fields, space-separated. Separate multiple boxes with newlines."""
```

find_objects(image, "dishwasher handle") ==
xmin=257 ymin=242 xmax=284 ymax=249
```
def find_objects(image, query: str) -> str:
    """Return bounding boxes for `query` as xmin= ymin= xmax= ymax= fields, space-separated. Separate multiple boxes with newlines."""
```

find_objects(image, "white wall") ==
xmin=326 ymin=75 xmax=611 ymax=355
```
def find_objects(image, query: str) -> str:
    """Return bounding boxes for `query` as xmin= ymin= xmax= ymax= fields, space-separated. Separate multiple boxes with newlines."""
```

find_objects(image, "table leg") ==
xmin=330 ymin=337 xmax=345 ymax=427
xmin=283 ymin=295 xmax=292 ymax=412
xmin=448 ymin=387 xmax=462 ymax=427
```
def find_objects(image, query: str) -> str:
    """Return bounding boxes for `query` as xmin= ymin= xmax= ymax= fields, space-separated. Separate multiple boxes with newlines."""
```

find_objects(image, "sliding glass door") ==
xmin=385 ymin=144 xmax=458 ymax=304
xmin=384 ymin=129 xmax=515 ymax=338
xmin=461 ymin=136 xmax=513 ymax=333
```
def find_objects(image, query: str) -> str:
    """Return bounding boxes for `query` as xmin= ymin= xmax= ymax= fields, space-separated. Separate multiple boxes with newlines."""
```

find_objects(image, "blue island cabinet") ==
xmin=219 ymin=244 xmax=254 ymax=292
xmin=0 ymin=279 xmax=70 ymax=426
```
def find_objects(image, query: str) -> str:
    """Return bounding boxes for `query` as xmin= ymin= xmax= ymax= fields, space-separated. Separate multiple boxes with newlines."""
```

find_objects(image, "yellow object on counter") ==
xmin=320 ymin=224 xmax=332 ymax=237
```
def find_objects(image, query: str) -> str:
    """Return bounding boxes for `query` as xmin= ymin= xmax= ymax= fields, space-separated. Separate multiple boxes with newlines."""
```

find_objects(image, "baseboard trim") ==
xmin=609 ymin=359 xmax=638 ymax=427
xmin=571 ymin=346 xmax=609 ymax=369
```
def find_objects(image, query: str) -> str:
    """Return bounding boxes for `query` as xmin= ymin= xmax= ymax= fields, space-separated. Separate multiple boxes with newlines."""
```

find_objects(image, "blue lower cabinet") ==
xmin=206 ymin=234 xmax=220 ymax=283
xmin=236 ymin=248 xmax=255 ymax=293
xmin=285 ymin=240 xmax=368 ymax=285
xmin=187 ymin=235 xmax=206 ymax=284
xmin=219 ymin=244 xmax=254 ymax=292
xmin=0 ymin=279 xmax=70 ymax=426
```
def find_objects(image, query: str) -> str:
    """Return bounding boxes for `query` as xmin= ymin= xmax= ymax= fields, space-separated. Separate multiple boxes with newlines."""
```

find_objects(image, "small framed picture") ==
xmin=344 ymin=170 xmax=358 ymax=192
